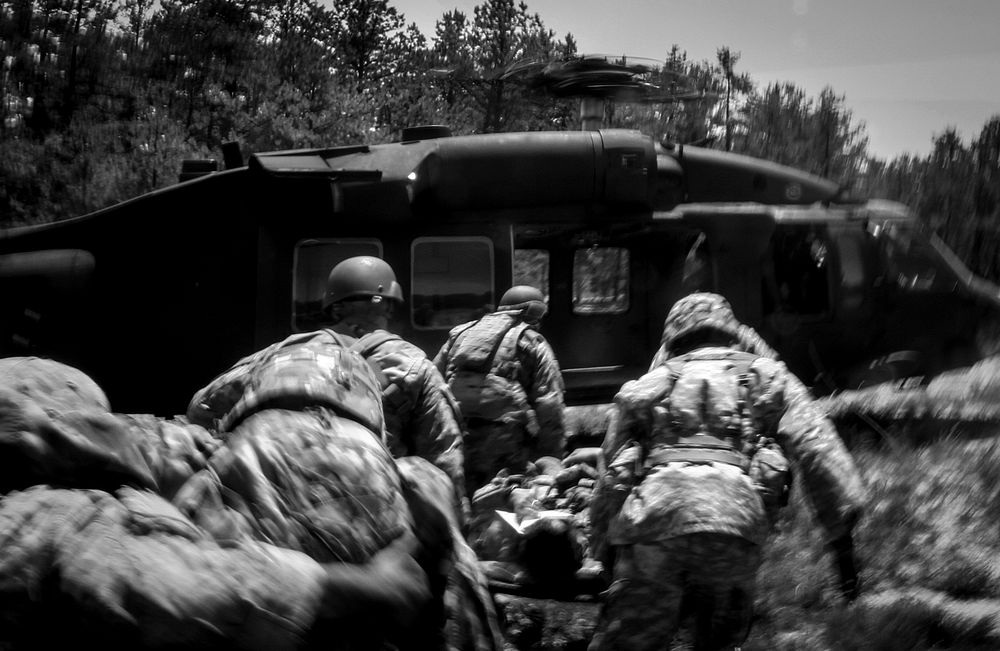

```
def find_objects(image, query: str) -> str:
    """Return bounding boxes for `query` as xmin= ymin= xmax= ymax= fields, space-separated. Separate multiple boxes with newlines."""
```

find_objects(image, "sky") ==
xmin=388 ymin=0 xmax=1000 ymax=161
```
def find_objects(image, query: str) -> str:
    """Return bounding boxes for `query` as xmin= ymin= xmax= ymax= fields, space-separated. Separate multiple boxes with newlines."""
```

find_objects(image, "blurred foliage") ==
xmin=1 ymin=0 xmax=998 ymax=284
xmin=746 ymin=431 xmax=1000 ymax=650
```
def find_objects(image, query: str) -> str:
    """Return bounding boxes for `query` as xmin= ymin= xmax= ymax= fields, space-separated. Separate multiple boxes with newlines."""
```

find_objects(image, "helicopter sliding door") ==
xmin=514 ymin=221 xmax=704 ymax=404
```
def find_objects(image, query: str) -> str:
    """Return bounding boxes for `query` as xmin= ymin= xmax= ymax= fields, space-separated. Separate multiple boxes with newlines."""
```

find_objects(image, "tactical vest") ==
xmin=446 ymin=312 xmax=534 ymax=424
xmin=644 ymin=348 xmax=761 ymax=471
xmin=218 ymin=330 xmax=385 ymax=436
xmin=617 ymin=346 xmax=793 ymax=512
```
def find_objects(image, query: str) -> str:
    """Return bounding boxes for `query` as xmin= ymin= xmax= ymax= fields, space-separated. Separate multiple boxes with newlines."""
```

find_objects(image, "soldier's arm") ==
xmin=431 ymin=336 xmax=453 ymax=377
xmin=769 ymin=362 xmax=866 ymax=542
xmin=409 ymin=361 xmax=469 ymax=509
xmin=736 ymin=323 xmax=780 ymax=359
xmin=519 ymin=333 xmax=567 ymax=458
xmin=757 ymin=361 xmax=865 ymax=601
xmin=588 ymin=379 xmax=658 ymax=564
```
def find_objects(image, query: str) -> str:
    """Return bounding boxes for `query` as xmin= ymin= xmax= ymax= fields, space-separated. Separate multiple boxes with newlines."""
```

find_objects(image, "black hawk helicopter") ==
xmin=1 ymin=54 xmax=997 ymax=417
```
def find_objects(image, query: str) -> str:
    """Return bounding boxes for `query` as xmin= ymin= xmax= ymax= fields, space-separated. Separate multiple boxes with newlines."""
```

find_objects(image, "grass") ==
xmin=747 ymin=433 xmax=1000 ymax=650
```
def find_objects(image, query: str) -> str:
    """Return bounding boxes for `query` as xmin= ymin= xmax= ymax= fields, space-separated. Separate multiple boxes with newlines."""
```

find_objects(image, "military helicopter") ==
xmin=1 ymin=55 xmax=998 ymax=417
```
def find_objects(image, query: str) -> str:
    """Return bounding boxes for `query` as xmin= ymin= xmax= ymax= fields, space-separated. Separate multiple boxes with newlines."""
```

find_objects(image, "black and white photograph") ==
xmin=2 ymin=1 xmax=999 ymax=649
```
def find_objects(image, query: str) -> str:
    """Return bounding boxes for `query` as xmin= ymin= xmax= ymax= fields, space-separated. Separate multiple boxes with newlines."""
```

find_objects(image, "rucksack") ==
xmin=446 ymin=312 xmax=534 ymax=423
xmin=652 ymin=348 xmax=760 ymax=463
xmin=207 ymin=330 xmax=385 ymax=436
xmin=640 ymin=347 xmax=792 ymax=508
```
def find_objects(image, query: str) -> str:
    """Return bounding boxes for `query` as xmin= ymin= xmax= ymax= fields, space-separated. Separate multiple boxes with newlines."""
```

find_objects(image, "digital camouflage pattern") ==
xmin=351 ymin=329 xmax=467 ymax=511
xmin=0 ymin=356 xmax=502 ymax=650
xmin=588 ymin=533 xmax=759 ymax=651
xmin=593 ymin=293 xmax=865 ymax=552
xmin=435 ymin=309 xmax=567 ymax=495
xmin=182 ymin=333 xmax=503 ymax=648
xmin=649 ymin=292 xmax=780 ymax=369
xmin=589 ymin=292 xmax=866 ymax=650
xmin=656 ymin=292 xmax=744 ymax=348
xmin=175 ymin=407 xmax=409 ymax=563
xmin=181 ymin=330 xmax=409 ymax=562
xmin=441 ymin=315 xmax=535 ymax=423
xmin=187 ymin=329 xmax=384 ymax=437
xmin=396 ymin=456 xmax=506 ymax=651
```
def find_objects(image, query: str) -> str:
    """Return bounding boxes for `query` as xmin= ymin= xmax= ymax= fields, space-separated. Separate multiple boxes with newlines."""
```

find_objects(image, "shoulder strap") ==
xmin=453 ymin=314 xmax=521 ymax=372
xmin=321 ymin=328 xmax=357 ymax=350
xmin=489 ymin=322 xmax=530 ymax=374
xmin=349 ymin=331 xmax=403 ymax=357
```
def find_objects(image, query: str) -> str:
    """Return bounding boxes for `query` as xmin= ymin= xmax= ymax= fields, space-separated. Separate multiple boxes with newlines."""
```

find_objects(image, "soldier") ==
xmin=0 ymin=356 xmax=431 ymax=650
xmin=588 ymin=292 xmax=865 ymax=651
xmin=434 ymin=284 xmax=567 ymax=498
xmin=321 ymin=255 xmax=468 ymax=519
xmin=180 ymin=290 xmax=501 ymax=650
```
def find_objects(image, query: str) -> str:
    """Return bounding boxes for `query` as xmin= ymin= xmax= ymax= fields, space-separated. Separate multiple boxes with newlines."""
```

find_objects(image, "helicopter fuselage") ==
xmin=1 ymin=129 xmax=995 ymax=415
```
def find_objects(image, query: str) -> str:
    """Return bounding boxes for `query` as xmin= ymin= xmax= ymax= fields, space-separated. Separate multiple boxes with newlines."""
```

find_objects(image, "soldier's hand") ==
xmin=829 ymin=532 xmax=860 ymax=602
xmin=321 ymin=533 xmax=431 ymax=628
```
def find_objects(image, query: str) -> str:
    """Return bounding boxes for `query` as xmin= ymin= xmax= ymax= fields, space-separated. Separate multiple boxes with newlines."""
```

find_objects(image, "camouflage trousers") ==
xmin=588 ymin=533 xmax=760 ymax=651
xmin=462 ymin=420 xmax=530 ymax=497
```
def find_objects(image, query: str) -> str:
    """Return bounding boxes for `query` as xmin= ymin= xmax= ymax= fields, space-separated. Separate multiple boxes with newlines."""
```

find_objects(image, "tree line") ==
xmin=2 ymin=0 xmax=998 ymax=282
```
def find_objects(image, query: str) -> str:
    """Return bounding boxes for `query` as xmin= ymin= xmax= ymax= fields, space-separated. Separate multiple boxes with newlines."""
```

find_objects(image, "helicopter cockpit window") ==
xmin=764 ymin=225 xmax=830 ymax=316
xmin=292 ymin=238 xmax=382 ymax=331
xmin=411 ymin=237 xmax=493 ymax=329
xmin=573 ymin=247 xmax=629 ymax=314
xmin=513 ymin=249 xmax=550 ymax=300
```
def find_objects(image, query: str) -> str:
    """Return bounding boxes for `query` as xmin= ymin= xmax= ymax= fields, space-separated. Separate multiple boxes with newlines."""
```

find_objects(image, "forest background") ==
xmin=2 ymin=0 xmax=999 ymax=284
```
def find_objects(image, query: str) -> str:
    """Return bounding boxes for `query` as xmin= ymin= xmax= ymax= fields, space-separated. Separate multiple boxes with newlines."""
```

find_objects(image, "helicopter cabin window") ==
xmin=573 ymin=247 xmax=629 ymax=314
xmin=292 ymin=238 xmax=382 ymax=331
xmin=764 ymin=225 xmax=830 ymax=316
xmin=411 ymin=237 xmax=494 ymax=329
xmin=513 ymin=249 xmax=550 ymax=300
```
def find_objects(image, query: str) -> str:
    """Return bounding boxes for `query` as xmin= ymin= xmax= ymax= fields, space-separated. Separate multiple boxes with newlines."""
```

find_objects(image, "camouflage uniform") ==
xmin=435 ymin=309 xmax=567 ymax=497
xmin=0 ymin=355 xmax=433 ymax=650
xmin=184 ymin=328 xmax=502 ymax=649
xmin=589 ymin=293 xmax=865 ymax=651
xmin=184 ymin=328 xmax=409 ymax=562
xmin=338 ymin=326 xmax=467 ymax=512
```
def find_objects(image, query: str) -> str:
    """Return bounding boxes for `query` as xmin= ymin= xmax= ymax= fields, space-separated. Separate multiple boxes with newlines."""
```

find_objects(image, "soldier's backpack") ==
xmin=445 ymin=312 xmax=535 ymax=425
xmin=192 ymin=330 xmax=386 ymax=437
xmin=642 ymin=347 xmax=792 ymax=510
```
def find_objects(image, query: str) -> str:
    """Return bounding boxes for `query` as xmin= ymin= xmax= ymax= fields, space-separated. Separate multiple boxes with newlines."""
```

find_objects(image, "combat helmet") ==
xmin=659 ymin=292 xmax=742 ymax=354
xmin=323 ymin=256 xmax=403 ymax=311
xmin=499 ymin=285 xmax=548 ymax=323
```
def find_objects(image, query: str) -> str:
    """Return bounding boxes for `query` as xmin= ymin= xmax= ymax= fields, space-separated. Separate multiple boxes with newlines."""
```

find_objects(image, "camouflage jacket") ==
xmin=185 ymin=328 xmax=384 ymax=436
xmin=348 ymin=328 xmax=467 ymax=505
xmin=434 ymin=312 xmax=567 ymax=458
xmin=594 ymin=347 xmax=865 ymax=548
